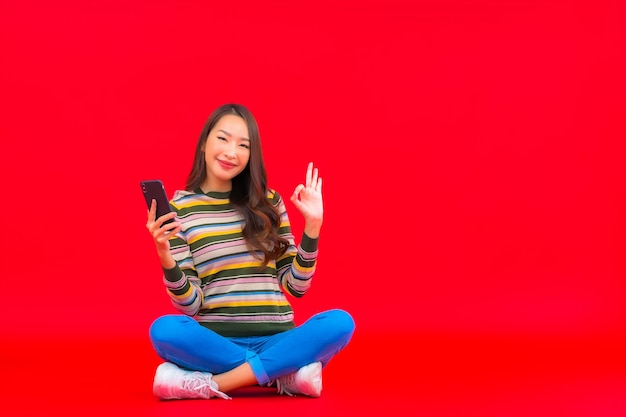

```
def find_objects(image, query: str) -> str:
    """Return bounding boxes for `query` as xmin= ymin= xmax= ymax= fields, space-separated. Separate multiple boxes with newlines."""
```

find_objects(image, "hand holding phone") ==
xmin=141 ymin=180 xmax=180 ymax=268
xmin=140 ymin=180 xmax=174 ymax=225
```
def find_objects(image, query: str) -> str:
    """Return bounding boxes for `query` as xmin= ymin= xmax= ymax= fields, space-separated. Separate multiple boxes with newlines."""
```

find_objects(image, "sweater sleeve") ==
xmin=272 ymin=192 xmax=319 ymax=298
xmin=161 ymin=221 xmax=204 ymax=316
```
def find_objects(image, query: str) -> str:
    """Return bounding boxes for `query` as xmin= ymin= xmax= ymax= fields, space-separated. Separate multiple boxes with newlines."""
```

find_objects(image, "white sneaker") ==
xmin=275 ymin=362 xmax=322 ymax=397
xmin=153 ymin=362 xmax=231 ymax=400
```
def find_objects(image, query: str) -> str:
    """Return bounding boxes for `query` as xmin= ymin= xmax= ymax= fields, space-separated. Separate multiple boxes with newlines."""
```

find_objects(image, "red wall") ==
xmin=1 ymin=0 xmax=624 ymax=339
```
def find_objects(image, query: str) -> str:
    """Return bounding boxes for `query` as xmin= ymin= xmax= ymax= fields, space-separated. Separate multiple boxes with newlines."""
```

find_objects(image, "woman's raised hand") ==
xmin=290 ymin=162 xmax=323 ymax=238
xmin=146 ymin=199 xmax=181 ymax=266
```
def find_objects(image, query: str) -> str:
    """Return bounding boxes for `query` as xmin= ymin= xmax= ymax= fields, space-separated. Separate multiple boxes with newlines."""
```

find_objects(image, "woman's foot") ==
xmin=153 ymin=362 xmax=231 ymax=400
xmin=275 ymin=362 xmax=322 ymax=397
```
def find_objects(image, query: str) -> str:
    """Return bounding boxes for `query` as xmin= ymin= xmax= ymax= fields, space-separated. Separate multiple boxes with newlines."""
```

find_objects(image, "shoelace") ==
xmin=182 ymin=371 xmax=232 ymax=400
xmin=276 ymin=373 xmax=297 ymax=396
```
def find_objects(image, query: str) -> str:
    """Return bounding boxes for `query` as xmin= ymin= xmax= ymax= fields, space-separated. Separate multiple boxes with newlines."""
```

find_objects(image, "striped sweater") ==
xmin=161 ymin=188 xmax=318 ymax=337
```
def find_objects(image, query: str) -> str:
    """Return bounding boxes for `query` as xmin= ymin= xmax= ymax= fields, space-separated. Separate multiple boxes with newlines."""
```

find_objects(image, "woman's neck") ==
xmin=201 ymin=178 xmax=232 ymax=194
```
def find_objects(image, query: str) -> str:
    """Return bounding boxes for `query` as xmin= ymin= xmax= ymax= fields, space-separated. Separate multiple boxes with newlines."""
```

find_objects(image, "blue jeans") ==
xmin=149 ymin=309 xmax=355 ymax=385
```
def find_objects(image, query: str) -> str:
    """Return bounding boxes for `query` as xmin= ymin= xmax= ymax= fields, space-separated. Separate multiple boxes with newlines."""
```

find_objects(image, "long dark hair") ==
xmin=186 ymin=104 xmax=289 ymax=265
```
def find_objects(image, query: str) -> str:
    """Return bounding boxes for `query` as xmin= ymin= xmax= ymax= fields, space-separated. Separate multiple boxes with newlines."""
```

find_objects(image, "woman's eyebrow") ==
xmin=218 ymin=129 xmax=249 ymax=141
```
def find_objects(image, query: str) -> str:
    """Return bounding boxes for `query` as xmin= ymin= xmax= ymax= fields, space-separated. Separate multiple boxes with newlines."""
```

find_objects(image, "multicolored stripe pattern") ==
xmin=161 ymin=189 xmax=318 ymax=337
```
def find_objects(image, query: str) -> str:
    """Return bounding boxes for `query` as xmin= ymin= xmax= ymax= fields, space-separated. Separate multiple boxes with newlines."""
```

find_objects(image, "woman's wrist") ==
xmin=157 ymin=248 xmax=176 ymax=269
xmin=304 ymin=220 xmax=322 ymax=239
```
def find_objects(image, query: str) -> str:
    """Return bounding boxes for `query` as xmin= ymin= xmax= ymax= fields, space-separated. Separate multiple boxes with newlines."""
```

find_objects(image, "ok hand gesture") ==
xmin=290 ymin=162 xmax=323 ymax=238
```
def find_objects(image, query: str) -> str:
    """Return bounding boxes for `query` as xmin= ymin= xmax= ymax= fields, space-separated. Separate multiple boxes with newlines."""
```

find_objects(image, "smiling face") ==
xmin=201 ymin=114 xmax=251 ymax=192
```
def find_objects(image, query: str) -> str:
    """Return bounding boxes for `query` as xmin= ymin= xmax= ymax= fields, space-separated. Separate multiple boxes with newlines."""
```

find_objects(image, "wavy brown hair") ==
xmin=185 ymin=104 xmax=289 ymax=265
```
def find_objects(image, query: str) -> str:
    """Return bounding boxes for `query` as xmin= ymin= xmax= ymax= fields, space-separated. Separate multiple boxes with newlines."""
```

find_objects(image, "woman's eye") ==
xmin=240 ymin=143 xmax=250 ymax=149
xmin=217 ymin=136 xmax=227 ymax=141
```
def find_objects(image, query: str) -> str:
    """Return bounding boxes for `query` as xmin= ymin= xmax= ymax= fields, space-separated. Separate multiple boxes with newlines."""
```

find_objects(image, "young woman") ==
xmin=145 ymin=103 xmax=355 ymax=400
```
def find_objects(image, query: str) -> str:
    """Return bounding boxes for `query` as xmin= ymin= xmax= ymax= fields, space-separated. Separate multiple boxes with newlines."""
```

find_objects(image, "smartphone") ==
xmin=140 ymin=179 xmax=174 ymax=225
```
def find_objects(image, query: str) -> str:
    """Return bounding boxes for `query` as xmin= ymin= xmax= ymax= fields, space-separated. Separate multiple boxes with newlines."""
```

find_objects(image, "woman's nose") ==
xmin=223 ymin=143 xmax=237 ymax=158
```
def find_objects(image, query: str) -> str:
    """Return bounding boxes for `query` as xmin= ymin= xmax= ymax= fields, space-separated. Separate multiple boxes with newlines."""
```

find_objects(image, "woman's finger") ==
xmin=311 ymin=167 xmax=319 ymax=189
xmin=148 ymin=211 xmax=178 ymax=238
xmin=154 ymin=221 xmax=181 ymax=241
xmin=305 ymin=162 xmax=313 ymax=188
xmin=147 ymin=199 xmax=157 ymax=222
xmin=158 ymin=225 xmax=182 ymax=242
xmin=293 ymin=183 xmax=305 ymax=200
xmin=156 ymin=211 xmax=178 ymax=227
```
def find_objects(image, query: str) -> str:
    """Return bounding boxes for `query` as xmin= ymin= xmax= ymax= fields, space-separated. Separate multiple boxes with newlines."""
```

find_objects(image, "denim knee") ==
xmin=149 ymin=314 xmax=193 ymax=344
xmin=325 ymin=309 xmax=356 ymax=341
